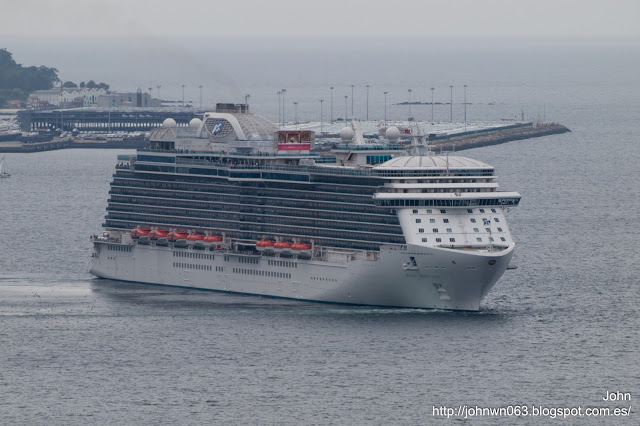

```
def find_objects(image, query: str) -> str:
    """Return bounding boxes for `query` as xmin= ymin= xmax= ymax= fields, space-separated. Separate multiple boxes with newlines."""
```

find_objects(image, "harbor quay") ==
xmin=17 ymin=107 xmax=206 ymax=132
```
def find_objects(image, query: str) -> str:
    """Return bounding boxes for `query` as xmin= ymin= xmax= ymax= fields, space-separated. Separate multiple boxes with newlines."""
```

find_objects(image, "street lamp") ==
xmin=464 ymin=84 xmax=467 ymax=130
xmin=366 ymin=85 xmax=370 ymax=121
xmin=351 ymin=85 xmax=354 ymax=119
xmin=450 ymin=85 xmax=453 ymax=122
xmin=293 ymin=101 xmax=298 ymax=127
xmin=431 ymin=87 xmax=435 ymax=124
xmin=277 ymin=91 xmax=281 ymax=127
xmin=245 ymin=93 xmax=251 ymax=105
xmin=281 ymin=89 xmax=286 ymax=126
xmin=384 ymin=91 xmax=388 ymax=127
xmin=199 ymin=85 xmax=203 ymax=109
xmin=320 ymin=99 xmax=324 ymax=135
xmin=344 ymin=95 xmax=348 ymax=122
xmin=330 ymin=86 xmax=334 ymax=123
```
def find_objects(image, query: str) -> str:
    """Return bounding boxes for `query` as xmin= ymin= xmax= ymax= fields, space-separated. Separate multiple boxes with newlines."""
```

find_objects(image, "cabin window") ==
xmin=443 ymin=218 xmax=449 ymax=223
xmin=440 ymin=209 xmax=447 ymax=214
xmin=426 ymin=209 xmax=432 ymax=214
xmin=412 ymin=209 xmax=418 ymax=214
xmin=467 ymin=209 xmax=473 ymax=213
xmin=491 ymin=208 xmax=497 ymax=213
xmin=470 ymin=218 xmax=477 ymax=223
xmin=446 ymin=228 xmax=452 ymax=233
xmin=433 ymin=228 xmax=439 ymax=233
xmin=415 ymin=219 xmax=421 ymax=223
xmin=476 ymin=237 xmax=483 ymax=242
xmin=497 ymin=227 xmax=503 ymax=232
xmin=436 ymin=238 xmax=442 ymax=243
xmin=479 ymin=208 xmax=485 ymax=213
xmin=449 ymin=238 xmax=456 ymax=242
xmin=418 ymin=228 xmax=424 ymax=233
xmin=422 ymin=238 xmax=428 ymax=242
xmin=473 ymin=228 xmax=479 ymax=232
xmin=500 ymin=237 xmax=506 ymax=241
xmin=430 ymin=218 xmax=436 ymax=223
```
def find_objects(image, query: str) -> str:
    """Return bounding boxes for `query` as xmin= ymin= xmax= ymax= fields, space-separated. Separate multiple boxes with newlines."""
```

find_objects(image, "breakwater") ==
xmin=432 ymin=122 xmax=570 ymax=151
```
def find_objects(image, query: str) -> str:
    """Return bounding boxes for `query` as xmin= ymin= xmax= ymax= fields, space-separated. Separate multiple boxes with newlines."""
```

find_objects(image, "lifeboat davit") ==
xmin=148 ymin=229 xmax=169 ymax=240
xmin=167 ymin=231 xmax=188 ymax=242
xmin=255 ymin=239 xmax=275 ymax=252
xmin=130 ymin=226 xmax=150 ymax=239
xmin=273 ymin=241 xmax=292 ymax=253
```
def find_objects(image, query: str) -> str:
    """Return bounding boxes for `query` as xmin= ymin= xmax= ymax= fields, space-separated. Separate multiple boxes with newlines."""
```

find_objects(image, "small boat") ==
xmin=167 ymin=231 xmax=188 ymax=242
xmin=273 ymin=241 xmax=292 ymax=253
xmin=149 ymin=229 xmax=169 ymax=239
xmin=130 ymin=226 xmax=151 ymax=239
xmin=255 ymin=239 xmax=275 ymax=252
xmin=0 ymin=156 xmax=11 ymax=178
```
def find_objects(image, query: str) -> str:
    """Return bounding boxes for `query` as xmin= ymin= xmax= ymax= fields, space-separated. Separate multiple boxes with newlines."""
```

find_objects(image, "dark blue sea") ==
xmin=1 ymin=41 xmax=638 ymax=424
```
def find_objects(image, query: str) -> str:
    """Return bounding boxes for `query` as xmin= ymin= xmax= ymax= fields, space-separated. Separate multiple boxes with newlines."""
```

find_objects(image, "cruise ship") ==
xmin=90 ymin=103 xmax=521 ymax=310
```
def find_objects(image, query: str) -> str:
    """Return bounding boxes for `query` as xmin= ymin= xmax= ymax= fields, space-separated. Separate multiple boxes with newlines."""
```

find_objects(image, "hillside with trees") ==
xmin=0 ymin=48 xmax=110 ymax=107
xmin=0 ymin=48 xmax=59 ymax=107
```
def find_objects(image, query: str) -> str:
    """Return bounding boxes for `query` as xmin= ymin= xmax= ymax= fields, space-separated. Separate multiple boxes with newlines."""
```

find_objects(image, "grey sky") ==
xmin=2 ymin=0 xmax=639 ymax=39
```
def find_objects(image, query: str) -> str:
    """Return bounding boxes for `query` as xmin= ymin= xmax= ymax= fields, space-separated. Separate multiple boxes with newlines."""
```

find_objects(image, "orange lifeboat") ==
xmin=203 ymin=235 xmax=223 ymax=243
xmin=130 ymin=226 xmax=151 ymax=238
xmin=167 ymin=230 xmax=188 ymax=242
xmin=273 ymin=241 xmax=292 ymax=253
xmin=291 ymin=243 xmax=312 ymax=251
xmin=255 ymin=239 xmax=275 ymax=252
xmin=148 ymin=229 xmax=169 ymax=240
xmin=186 ymin=233 xmax=204 ymax=241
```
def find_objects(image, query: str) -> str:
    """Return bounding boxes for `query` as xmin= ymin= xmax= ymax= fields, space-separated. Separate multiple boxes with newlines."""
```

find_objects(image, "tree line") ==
xmin=0 ymin=48 xmax=109 ymax=107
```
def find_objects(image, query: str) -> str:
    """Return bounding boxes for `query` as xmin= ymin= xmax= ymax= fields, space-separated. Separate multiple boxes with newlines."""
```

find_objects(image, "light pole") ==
xmin=330 ymin=86 xmax=334 ymax=123
xmin=449 ymin=85 xmax=453 ymax=122
xmin=199 ymin=85 xmax=203 ymax=108
xmin=245 ymin=93 xmax=250 ymax=105
xmin=156 ymin=85 xmax=161 ymax=103
xmin=408 ymin=89 xmax=412 ymax=121
xmin=464 ymin=84 xmax=467 ymax=130
xmin=384 ymin=91 xmax=388 ymax=127
xmin=320 ymin=99 xmax=324 ymax=135
xmin=351 ymin=85 xmax=354 ymax=119
xmin=344 ymin=95 xmax=348 ymax=123
xmin=431 ymin=87 xmax=435 ymax=124
xmin=293 ymin=101 xmax=298 ymax=127
xmin=366 ymin=84 xmax=370 ymax=121
xmin=277 ymin=91 xmax=281 ymax=127
xmin=182 ymin=84 xmax=185 ymax=106
xmin=281 ymin=89 xmax=286 ymax=126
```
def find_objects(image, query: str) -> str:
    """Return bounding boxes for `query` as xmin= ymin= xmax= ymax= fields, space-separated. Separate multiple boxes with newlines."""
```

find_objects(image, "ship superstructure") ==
xmin=90 ymin=103 xmax=520 ymax=310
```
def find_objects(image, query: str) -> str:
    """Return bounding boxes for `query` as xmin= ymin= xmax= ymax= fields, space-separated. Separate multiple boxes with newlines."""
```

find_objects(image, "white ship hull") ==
xmin=90 ymin=242 xmax=513 ymax=311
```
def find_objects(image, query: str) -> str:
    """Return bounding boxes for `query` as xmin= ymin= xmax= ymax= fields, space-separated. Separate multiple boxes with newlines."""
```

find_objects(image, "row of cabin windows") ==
xmin=420 ymin=227 xmax=505 ymax=233
xmin=173 ymin=262 xmax=212 ymax=271
xmin=268 ymin=260 xmax=297 ymax=268
xmin=109 ymin=205 xmax=401 ymax=234
xmin=110 ymin=195 xmax=397 ymax=224
xmin=173 ymin=251 xmax=214 ymax=260
xmin=233 ymin=268 xmax=291 ymax=279
xmin=108 ymin=245 xmax=131 ymax=252
xmin=412 ymin=208 xmax=498 ymax=214
xmin=420 ymin=236 xmax=507 ymax=243
xmin=238 ymin=257 xmax=259 ymax=264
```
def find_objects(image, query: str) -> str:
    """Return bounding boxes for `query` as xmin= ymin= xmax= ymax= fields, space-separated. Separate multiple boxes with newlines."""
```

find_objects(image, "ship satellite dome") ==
xmin=189 ymin=118 xmax=202 ymax=129
xmin=162 ymin=118 xmax=177 ymax=128
xmin=386 ymin=126 xmax=400 ymax=141
xmin=339 ymin=127 xmax=354 ymax=141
